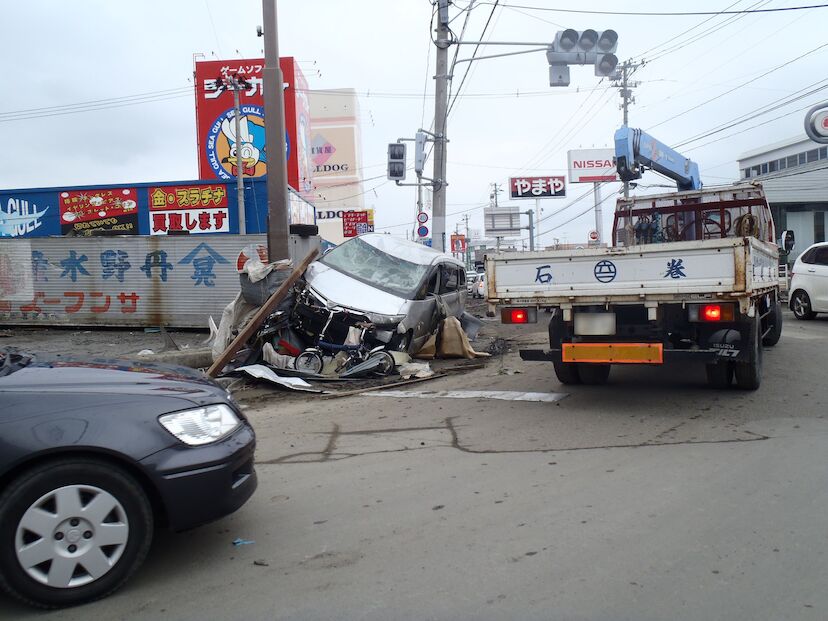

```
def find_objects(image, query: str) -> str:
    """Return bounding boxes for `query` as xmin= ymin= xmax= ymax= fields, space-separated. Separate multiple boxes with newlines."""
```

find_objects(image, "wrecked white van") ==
xmin=294 ymin=234 xmax=467 ymax=354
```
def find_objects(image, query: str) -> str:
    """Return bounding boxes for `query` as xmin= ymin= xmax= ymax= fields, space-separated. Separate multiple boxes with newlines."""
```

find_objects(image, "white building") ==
xmin=738 ymin=136 xmax=828 ymax=261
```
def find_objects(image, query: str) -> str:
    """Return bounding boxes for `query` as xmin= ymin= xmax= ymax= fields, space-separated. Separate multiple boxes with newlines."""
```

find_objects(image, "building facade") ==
xmin=308 ymin=89 xmax=367 ymax=245
xmin=738 ymin=136 xmax=828 ymax=261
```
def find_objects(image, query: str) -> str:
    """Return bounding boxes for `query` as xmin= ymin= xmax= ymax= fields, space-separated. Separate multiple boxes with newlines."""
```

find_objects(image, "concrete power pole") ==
xmin=432 ymin=0 xmax=450 ymax=252
xmin=261 ymin=0 xmax=291 ymax=261
xmin=613 ymin=60 xmax=642 ymax=201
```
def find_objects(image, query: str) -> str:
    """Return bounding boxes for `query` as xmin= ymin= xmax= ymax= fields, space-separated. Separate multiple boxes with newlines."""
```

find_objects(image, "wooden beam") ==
xmin=207 ymin=249 xmax=318 ymax=377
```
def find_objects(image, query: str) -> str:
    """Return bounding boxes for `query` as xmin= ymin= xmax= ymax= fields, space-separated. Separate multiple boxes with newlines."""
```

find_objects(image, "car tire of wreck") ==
xmin=705 ymin=361 xmax=733 ymax=388
xmin=577 ymin=363 xmax=611 ymax=385
xmin=734 ymin=314 xmax=762 ymax=391
xmin=552 ymin=360 xmax=581 ymax=385
xmin=0 ymin=458 xmax=153 ymax=609
xmin=762 ymin=301 xmax=783 ymax=346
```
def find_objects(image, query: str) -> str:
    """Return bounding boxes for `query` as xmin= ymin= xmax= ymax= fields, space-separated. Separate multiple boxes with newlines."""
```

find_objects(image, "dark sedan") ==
xmin=0 ymin=347 xmax=257 ymax=609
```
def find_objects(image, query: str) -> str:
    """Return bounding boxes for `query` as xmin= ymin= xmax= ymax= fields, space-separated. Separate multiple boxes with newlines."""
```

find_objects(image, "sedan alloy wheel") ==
xmin=15 ymin=485 xmax=129 ymax=589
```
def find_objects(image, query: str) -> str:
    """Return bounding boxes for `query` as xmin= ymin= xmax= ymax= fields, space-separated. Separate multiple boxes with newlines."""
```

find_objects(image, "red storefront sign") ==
xmin=450 ymin=234 xmax=467 ymax=253
xmin=148 ymin=185 xmax=230 ymax=235
xmin=193 ymin=57 xmax=312 ymax=199
xmin=342 ymin=210 xmax=374 ymax=238
xmin=58 ymin=188 xmax=139 ymax=236
xmin=509 ymin=176 xmax=566 ymax=199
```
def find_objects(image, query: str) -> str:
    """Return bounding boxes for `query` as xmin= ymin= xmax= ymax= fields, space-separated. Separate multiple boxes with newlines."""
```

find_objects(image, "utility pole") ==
xmin=462 ymin=213 xmax=471 ymax=269
xmin=612 ymin=60 xmax=642 ymax=201
xmin=525 ymin=209 xmax=535 ymax=251
xmin=261 ymin=0 xmax=291 ymax=261
xmin=490 ymin=182 xmax=502 ymax=207
xmin=432 ymin=0 xmax=450 ymax=252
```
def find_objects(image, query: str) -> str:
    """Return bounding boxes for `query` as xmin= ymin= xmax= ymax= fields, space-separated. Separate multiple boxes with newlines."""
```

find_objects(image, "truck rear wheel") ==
xmin=762 ymin=302 xmax=783 ymax=346
xmin=553 ymin=360 xmax=581 ymax=385
xmin=734 ymin=314 xmax=762 ymax=390
xmin=577 ymin=363 xmax=611 ymax=385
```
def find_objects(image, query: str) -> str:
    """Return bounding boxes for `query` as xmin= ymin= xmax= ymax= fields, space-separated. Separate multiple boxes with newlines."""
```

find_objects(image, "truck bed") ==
xmin=486 ymin=237 xmax=778 ymax=308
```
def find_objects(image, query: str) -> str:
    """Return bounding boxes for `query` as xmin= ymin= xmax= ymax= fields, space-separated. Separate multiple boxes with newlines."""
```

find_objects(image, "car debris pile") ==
xmin=208 ymin=234 xmax=489 ymax=392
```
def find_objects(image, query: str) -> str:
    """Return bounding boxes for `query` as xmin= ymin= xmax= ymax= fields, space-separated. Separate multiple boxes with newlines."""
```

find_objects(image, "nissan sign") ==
xmin=567 ymin=148 xmax=619 ymax=183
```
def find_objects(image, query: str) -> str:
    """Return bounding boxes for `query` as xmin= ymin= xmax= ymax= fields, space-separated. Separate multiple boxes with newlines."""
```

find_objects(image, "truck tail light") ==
xmin=702 ymin=305 xmax=722 ymax=321
xmin=689 ymin=303 xmax=735 ymax=322
xmin=500 ymin=307 xmax=538 ymax=324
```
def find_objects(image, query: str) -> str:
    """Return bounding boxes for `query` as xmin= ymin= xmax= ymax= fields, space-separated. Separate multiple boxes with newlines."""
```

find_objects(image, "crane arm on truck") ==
xmin=614 ymin=126 xmax=702 ymax=192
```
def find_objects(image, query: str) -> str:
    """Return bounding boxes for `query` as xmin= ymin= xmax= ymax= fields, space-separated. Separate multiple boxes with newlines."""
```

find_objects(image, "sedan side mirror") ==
xmin=780 ymin=229 xmax=795 ymax=253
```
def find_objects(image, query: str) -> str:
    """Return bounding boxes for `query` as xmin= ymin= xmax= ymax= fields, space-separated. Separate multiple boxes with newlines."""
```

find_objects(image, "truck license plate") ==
xmin=562 ymin=343 xmax=663 ymax=364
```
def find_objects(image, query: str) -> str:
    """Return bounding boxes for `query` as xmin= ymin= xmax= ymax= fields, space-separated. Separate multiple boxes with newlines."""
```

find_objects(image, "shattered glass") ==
xmin=320 ymin=237 xmax=430 ymax=298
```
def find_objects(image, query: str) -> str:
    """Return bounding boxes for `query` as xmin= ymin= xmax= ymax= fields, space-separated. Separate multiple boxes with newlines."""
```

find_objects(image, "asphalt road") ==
xmin=3 ymin=311 xmax=828 ymax=620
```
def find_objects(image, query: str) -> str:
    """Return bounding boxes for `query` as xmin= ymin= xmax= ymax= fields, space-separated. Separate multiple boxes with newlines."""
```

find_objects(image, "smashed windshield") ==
xmin=320 ymin=237 xmax=430 ymax=298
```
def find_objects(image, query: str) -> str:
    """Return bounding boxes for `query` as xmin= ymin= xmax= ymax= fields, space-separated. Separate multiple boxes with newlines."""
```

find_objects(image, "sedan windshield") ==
xmin=321 ymin=237 xmax=430 ymax=298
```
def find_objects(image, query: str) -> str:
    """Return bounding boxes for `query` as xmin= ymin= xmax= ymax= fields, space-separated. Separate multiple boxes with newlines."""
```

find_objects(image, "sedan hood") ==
xmin=0 ymin=355 xmax=230 ymax=405
xmin=305 ymin=262 xmax=408 ymax=316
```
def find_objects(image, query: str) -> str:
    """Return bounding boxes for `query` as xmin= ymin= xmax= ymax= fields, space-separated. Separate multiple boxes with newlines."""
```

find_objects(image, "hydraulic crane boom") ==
xmin=614 ymin=126 xmax=702 ymax=191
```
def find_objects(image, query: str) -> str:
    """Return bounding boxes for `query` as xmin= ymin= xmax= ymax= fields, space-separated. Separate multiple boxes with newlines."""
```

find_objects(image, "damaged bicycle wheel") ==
xmin=294 ymin=350 xmax=324 ymax=374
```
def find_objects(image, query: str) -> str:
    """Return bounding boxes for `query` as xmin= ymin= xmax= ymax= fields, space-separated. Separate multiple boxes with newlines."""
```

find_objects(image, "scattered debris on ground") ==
xmin=206 ymin=237 xmax=497 ymax=397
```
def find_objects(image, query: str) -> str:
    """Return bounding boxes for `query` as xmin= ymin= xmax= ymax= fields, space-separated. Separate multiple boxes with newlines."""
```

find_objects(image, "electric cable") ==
xmin=475 ymin=2 xmax=828 ymax=16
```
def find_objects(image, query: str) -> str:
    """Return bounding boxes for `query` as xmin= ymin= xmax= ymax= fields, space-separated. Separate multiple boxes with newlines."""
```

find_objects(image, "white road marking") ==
xmin=367 ymin=389 xmax=568 ymax=403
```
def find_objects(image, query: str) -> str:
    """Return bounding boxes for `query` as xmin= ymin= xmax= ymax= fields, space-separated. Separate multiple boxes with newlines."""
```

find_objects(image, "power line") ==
xmin=447 ymin=0 xmax=500 ymax=120
xmin=630 ymin=0 xmax=748 ymax=61
xmin=0 ymin=91 xmax=195 ymax=123
xmin=644 ymin=0 xmax=773 ymax=64
xmin=675 ymin=79 xmax=828 ymax=148
xmin=0 ymin=87 xmax=194 ymax=117
xmin=476 ymin=2 xmax=828 ymax=16
xmin=645 ymin=40 xmax=828 ymax=131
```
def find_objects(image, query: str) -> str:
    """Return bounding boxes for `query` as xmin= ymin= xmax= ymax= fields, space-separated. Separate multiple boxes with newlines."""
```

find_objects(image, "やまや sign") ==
xmin=509 ymin=176 xmax=566 ymax=199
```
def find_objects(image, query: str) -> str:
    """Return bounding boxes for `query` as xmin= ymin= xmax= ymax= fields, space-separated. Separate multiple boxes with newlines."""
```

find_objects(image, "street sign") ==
xmin=588 ymin=230 xmax=599 ymax=242
xmin=484 ymin=206 xmax=521 ymax=237
xmin=417 ymin=211 xmax=429 ymax=224
xmin=342 ymin=210 xmax=374 ymax=238
xmin=567 ymin=148 xmax=619 ymax=183
xmin=509 ymin=176 xmax=566 ymax=199
xmin=417 ymin=225 xmax=429 ymax=238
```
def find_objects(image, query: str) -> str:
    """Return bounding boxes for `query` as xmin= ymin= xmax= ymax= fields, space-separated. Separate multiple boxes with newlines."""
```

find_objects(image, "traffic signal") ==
xmin=414 ymin=131 xmax=427 ymax=175
xmin=546 ymin=29 xmax=619 ymax=85
xmin=387 ymin=143 xmax=406 ymax=181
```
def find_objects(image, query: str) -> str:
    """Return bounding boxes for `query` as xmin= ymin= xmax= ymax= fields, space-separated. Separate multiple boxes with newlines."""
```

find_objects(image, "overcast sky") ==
xmin=2 ymin=0 xmax=827 ymax=247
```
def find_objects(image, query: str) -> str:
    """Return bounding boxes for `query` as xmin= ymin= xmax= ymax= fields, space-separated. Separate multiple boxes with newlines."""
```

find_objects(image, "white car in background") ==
xmin=790 ymin=241 xmax=828 ymax=319
xmin=471 ymin=273 xmax=486 ymax=299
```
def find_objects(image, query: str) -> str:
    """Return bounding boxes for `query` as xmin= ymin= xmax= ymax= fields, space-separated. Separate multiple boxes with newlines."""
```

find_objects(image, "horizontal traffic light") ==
xmin=547 ymin=29 xmax=619 ymax=85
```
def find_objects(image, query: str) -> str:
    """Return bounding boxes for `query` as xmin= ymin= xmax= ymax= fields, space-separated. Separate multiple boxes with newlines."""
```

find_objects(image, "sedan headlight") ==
xmin=159 ymin=404 xmax=242 ymax=446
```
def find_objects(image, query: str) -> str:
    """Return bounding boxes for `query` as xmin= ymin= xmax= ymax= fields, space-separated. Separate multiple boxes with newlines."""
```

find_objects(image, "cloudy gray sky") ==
xmin=2 ymin=0 xmax=827 ymax=247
